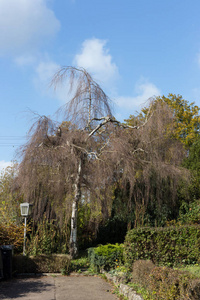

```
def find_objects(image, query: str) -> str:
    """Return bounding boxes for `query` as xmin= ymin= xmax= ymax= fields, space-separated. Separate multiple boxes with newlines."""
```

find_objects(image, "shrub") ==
xmin=26 ymin=219 xmax=69 ymax=255
xmin=178 ymin=200 xmax=200 ymax=225
xmin=88 ymin=243 xmax=124 ymax=272
xmin=124 ymin=225 xmax=200 ymax=269
xmin=132 ymin=260 xmax=155 ymax=287
xmin=130 ymin=261 xmax=200 ymax=300
xmin=0 ymin=222 xmax=26 ymax=253
xmin=70 ymin=256 xmax=89 ymax=272
xmin=13 ymin=254 xmax=71 ymax=274
xmin=148 ymin=266 xmax=196 ymax=300
xmin=189 ymin=279 xmax=200 ymax=300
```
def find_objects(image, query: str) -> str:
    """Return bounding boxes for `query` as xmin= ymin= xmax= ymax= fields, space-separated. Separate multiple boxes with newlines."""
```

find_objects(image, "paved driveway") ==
xmin=0 ymin=275 xmax=119 ymax=300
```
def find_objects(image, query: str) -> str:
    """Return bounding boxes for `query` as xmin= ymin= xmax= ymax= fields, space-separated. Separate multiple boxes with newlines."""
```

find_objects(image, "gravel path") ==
xmin=0 ymin=275 xmax=119 ymax=300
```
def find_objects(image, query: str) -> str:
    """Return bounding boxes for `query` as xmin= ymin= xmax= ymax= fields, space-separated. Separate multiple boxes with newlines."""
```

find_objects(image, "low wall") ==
xmin=105 ymin=272 xmax=143 ymax=300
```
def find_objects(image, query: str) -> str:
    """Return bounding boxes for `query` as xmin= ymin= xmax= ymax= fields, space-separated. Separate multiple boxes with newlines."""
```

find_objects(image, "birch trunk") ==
xmin=69 ymin=158 xmax=82 ymax=258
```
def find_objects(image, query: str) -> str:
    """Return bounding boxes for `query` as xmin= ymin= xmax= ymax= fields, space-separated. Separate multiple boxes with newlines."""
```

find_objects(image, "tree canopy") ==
xmin=17 ymin=69 xmax=189 ymax=256
xmin=125 ymin=94 xmax=200 ymax=148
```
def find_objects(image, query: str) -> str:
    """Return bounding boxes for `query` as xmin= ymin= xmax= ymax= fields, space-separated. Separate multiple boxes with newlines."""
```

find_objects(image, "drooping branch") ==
xmin=51 ymin=66 xmax=113 ymax=128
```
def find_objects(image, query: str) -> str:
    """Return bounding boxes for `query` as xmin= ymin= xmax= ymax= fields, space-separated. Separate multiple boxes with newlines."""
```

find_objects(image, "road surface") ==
xmin=0 ymin=275 xmax=119 ymax=300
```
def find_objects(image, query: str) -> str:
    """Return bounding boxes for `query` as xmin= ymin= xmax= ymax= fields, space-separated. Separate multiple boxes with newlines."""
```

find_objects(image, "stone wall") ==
xmin=105 ymin=272 xmax=144 ymax=300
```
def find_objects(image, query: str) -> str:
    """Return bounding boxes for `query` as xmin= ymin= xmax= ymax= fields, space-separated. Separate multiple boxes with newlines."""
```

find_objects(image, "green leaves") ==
xmin=88 ymin=243 xmax=124 ymax=272
xmin=124 ymin=226 xmax=200 ymax=268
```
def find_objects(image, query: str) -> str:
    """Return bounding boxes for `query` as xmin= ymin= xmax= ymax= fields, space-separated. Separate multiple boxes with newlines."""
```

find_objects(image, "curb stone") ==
xmin=105 ymin=273 xmax=144 ymax=300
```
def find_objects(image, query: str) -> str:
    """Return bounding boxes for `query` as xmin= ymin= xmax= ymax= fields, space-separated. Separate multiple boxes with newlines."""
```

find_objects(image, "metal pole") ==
xmin=23 ymin=217 xmax=27 ymax=256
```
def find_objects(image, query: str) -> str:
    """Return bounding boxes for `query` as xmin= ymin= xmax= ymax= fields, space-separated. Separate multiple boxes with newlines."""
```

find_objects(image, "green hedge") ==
xmin=124 ymin=225 xmax=200 ymax=268
xmin=13 ymin=254 xmax=71 ymax=274
xmin=88 ymin=243 xmax=124 ymax=272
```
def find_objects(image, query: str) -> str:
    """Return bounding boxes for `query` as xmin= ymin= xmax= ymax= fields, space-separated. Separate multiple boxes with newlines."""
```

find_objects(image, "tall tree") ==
xmin=18 ymin=69 xmax=188 ymax=256
xmin=18 ymin=67 xmax=126 ymax=257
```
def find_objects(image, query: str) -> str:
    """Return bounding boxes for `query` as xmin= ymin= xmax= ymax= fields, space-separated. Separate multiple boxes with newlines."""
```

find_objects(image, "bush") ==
xmin=178 ymin=200 xmax=200 ymax=225
xmin=148 ymin=266 xmax=197 ymax=300
xmin=0 ymin=222 xmax=26 ymax=253
xmin=131 ymin=260 xmax=200 ymax=300
xmin=13 ymin=254 xmax=71 ymax=274
xmin=70 ymin=256 xmax=89 ymax=272
xmin=132 ymin=260 xmax=155 ymax=287
xmin=189 ymin=279 xmax=200 ymax=300
xmin=124 ymin=225 xmax=200 ymax=269
xmin=88 ymin=243 xmax=124 ymax=272
xmin=26 ymin=219 xmax=69 ymax=255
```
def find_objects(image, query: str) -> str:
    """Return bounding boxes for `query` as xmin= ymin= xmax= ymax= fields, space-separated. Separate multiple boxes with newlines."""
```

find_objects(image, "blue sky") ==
xmin=1 ymin=0 xmax=200 ymax=171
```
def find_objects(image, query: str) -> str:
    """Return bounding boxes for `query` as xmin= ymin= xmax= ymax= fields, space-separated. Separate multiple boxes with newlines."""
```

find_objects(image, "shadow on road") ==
xmin=0 ymin=275 xmax=119 ymax=300
xmin=0 ymin=276 xmax=54 ymax=299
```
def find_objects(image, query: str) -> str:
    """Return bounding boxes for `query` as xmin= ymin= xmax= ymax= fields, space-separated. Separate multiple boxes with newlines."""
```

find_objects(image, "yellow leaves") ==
xmin=0 ymin=222 xmax=29 ymax=252
xmin=0 ymin=163 xmax=22 ymax=225
xmin=135 ymin=170 xmax=143 ymax=179
xmin=139 ymin=94 xmax=200 ymax=148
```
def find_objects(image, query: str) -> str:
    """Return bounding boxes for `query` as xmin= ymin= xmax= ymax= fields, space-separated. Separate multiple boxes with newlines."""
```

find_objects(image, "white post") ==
xmin=23 ymin=216 xmax=27 ymax=256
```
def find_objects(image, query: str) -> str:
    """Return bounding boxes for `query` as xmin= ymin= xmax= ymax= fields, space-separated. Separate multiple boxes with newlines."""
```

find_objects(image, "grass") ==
xmin=178 ymin=264 xmax=200 ymax=278
xmin=112 ymin=287 xmax=129 ymax=300
xmin=128 ymin=282 xmax=155 ymax=300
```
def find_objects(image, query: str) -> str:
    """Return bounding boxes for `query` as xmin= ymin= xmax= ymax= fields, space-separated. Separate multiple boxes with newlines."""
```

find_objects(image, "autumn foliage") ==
xmin=0 ymin=222 xmax=26 ymax=253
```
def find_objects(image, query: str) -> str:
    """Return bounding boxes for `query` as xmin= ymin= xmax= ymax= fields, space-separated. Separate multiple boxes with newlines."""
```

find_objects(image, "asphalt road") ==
xmin=0 ymin=275 xmax=119 ymax=300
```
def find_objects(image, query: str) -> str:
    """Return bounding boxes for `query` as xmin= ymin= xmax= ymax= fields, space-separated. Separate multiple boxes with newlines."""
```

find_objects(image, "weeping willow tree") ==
xmin=17 ymin=67 xmax=188 ymax=257
xmin=18 ymin=67 xmax=125 ymax=257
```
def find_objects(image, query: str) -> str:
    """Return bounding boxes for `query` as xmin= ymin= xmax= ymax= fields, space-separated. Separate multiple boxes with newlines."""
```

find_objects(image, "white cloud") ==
xmin=34 ymin=60 xmax=60 ymax=95
xmin=0 ymin=160 xmax=12 ymax=174
xmin=0 ymin=0 xmax=60 ymax=55
xmin=74 ymin=38 xmax=118 ymax=84
xmin=36 ymin=60 xmax=60 ymax=83
xmin=14 ymin=54 xmax=37 ymax=67
xmin=35 ymin=60 xmax=73 ymax=103
xmin=116 ymin=80 xmax=161 ymax=109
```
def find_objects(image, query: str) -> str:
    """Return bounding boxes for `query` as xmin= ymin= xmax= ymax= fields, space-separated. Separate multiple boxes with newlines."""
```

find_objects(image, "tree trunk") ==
xmin=69 ymin=158 xmax=82 ymax=258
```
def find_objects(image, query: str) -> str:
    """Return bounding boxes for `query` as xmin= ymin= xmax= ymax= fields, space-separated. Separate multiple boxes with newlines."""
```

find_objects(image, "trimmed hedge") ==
xmin=13 ymin=254 xmax=71 ymax=274
xmin=88 ymin=243 xmax=124 ymax=272
xmin=124 ymin=225 xmax=200 ymax=268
